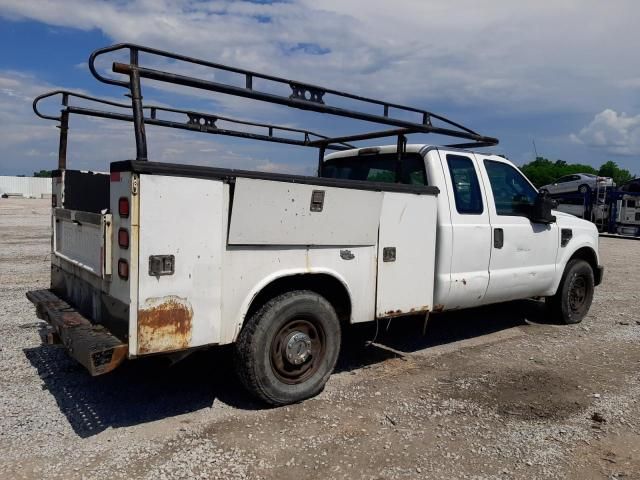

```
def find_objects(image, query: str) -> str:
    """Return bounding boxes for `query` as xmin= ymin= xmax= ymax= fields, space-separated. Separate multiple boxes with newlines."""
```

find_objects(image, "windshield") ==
xmin=321 ymin=153 xmax=427 ymax=185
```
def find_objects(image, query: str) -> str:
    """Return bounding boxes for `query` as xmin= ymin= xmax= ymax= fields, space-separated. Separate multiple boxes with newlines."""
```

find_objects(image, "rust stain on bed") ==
xmin=377 ymin=305 xmax=430 ymax=319
xmin=138 ymin=296 xmax=193 ymax=355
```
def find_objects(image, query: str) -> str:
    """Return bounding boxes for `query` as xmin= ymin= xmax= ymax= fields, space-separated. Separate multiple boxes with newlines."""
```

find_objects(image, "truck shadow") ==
xmin=23 ymin=298 xmax=553 ymax=438
xmin=336 ymin=298 xmax=553 ymax=371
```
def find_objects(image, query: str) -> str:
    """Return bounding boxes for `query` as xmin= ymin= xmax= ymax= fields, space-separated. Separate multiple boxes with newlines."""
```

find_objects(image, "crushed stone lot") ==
xmin=1 ymin=198 xmax=639 ymax=480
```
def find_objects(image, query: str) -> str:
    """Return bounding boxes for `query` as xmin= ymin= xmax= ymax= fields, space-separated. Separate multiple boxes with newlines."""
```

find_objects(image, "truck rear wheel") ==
xmin=546 ymin=259 xmax=594 ymax=324
xmin=234 ymin=290 xmax=341 ymax=406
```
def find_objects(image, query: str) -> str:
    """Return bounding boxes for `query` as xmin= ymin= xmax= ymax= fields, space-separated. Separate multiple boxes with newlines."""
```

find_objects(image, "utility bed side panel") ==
xmin=228 ymin=177 xmax=383 ymax=246
xmin=376 ymin=192 xmax=437 ymax=317
xmin=136 ymin=175 xmax=225 ymax=355
xmin=220 ymin=245 xmax=378 ymax=344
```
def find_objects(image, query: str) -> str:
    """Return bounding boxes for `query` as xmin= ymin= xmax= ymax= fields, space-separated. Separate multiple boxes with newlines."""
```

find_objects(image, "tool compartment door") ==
xmin=228 ymin=177 xmax=382 ymax=246
xmin=376 ymin=192 xmax=437 ymax=318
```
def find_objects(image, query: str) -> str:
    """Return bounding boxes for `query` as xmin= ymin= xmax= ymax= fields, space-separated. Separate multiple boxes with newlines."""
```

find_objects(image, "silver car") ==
xmin=540 ymin=173 xmax=614 ymax=195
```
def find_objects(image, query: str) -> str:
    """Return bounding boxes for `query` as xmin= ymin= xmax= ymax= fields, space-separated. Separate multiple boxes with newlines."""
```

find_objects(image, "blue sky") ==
xmin=1 ymin=0 xmax=639 ymax=176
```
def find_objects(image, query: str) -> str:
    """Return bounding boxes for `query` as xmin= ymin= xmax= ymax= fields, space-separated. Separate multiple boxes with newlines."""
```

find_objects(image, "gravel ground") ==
xmin=1 ymin=198 xmax=639 ymax=480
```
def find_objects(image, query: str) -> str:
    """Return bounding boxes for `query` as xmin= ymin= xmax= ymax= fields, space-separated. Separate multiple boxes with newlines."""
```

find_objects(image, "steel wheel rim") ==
xmin=569 ymin=275 xmax=587 ymax=312
xmin=270 ymin=316 xmax=326 ymax=384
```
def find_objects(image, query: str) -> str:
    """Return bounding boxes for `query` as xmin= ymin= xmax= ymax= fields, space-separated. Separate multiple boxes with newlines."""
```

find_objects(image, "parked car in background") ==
xmin=539 ymin=173 xmax=614 ymax=195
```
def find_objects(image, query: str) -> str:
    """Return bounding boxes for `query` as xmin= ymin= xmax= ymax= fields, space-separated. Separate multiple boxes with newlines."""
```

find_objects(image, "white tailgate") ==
xmin=54 ymin=210 xmax=111 ymax=277
xmin=376 ymin=193 xmax=437 ymax=317
xmin=228 ymin=177 xmax=383 ymax=246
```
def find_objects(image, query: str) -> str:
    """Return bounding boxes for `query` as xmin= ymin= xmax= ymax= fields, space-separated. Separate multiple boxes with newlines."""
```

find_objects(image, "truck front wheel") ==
xmin=546 ymin=259 xmax=595 ymax=324
xmin=234 ymin=290 xmax=341 ymax=406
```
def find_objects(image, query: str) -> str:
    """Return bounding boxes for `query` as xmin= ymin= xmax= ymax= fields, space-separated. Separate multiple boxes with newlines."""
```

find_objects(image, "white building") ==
xmin=0 ymin=176 xmax=52 ymax=198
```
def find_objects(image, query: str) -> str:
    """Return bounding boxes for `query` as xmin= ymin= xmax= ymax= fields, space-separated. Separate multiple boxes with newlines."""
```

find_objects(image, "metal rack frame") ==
xmin=33 ymin=90 xmax=354 ymax=170
xmin=88 ymin=44 xmax=498 ymax=161
xmin=35 ymin=43 xmax=499 ymax=175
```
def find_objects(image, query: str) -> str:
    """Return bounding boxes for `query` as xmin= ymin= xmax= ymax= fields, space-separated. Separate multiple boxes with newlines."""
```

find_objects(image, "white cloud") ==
xmin=2 ymin=0 xmax=640 ymax=111
xmin=571 ymin=109 xmax=640 ymax=156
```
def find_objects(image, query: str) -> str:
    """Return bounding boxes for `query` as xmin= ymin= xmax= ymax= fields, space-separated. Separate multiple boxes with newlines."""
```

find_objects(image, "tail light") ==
xmin=118 ymin=197 xmax=130 ymax=218
xmin=118 ymin=228 xmax=129 ymax=249
xmin=117 ymin=259 xmax=129 ymax=280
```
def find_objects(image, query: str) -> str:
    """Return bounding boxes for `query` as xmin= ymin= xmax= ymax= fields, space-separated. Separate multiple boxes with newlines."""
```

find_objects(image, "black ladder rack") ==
xmin=33 ymin=90 xmax=355 ymax=170
xmin=88 ymin=43 xmax=498 ymax=163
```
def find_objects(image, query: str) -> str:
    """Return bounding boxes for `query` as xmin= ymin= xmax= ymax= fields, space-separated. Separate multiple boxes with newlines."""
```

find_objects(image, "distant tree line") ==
xmin=520 ymin=157 xmax=635 ymax=187
xmin=33 ymin=170 xmax=52 ymax=178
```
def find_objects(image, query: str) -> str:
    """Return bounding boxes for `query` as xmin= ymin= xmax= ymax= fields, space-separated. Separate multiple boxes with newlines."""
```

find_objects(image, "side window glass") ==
xmin=484 ymin=160 xmax=538 ymax=216
xmin=446 ymin=155 xmax=483 ymax=214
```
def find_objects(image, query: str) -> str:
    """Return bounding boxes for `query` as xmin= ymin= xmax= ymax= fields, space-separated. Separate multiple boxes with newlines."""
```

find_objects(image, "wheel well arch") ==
xmin=244 ymin=273 xmax=353 ymax=327
xmin=568 ymin=246 xmax=598 ymax=273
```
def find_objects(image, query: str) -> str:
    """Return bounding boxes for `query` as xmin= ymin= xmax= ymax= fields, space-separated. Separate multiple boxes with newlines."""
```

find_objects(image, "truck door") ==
xmin=438 ymin=152 xmax=492 ymax=309
xmin=478 ymin=157 xmax=559 ymax=303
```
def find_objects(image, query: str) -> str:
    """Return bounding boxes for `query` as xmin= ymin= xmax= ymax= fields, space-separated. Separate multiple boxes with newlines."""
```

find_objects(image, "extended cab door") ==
xmin=477 ymin=157 xmax=559 ymax=303
xmin=438 ymin=151 xmax=492 ymax=309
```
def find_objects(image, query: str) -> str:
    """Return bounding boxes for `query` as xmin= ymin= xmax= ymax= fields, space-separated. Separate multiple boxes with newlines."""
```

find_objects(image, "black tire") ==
xmin=234 ymin=290 xmax=341 ymax=406
xmin=546 ymin=259 xmax=595 ymax=324
xmin=578 ymin=184 xmax=590 ymax=194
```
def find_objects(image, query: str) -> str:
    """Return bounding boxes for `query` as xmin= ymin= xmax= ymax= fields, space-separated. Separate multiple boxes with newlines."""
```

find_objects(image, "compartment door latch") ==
xmin=310 ymin=190 xmax=325 ymax=212
xmin=149 ymin=255 xmax=175 ymax=276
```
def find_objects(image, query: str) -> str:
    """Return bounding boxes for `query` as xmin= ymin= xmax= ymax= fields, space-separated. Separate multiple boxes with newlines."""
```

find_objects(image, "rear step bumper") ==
xmin=26 ymin=289 xmax=128 ymax=376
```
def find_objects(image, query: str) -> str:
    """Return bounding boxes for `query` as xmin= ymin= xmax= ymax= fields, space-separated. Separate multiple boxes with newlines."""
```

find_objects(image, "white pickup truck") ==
xmin=28 ymin=44 xmax=603 ymax=405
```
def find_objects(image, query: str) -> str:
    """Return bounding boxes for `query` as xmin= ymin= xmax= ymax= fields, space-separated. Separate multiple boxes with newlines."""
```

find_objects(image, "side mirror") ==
xmin=529 ymin=192 xmax=556 ymax=224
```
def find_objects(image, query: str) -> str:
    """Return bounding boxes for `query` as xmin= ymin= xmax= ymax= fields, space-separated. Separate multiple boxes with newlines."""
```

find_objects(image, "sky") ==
xmin=1 ymin=0 xmax=639 ymax=176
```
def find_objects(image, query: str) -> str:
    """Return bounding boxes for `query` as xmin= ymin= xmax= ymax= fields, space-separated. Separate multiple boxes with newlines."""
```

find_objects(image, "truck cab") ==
xmin=323 ymin=145 xmax=603 ymax=313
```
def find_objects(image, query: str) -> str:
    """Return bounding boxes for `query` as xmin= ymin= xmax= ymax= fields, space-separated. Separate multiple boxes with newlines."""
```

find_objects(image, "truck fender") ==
xmin=232 ymin=268 xmax=353 ymax=342
xmin=549 ymin=241 xmax=599 ymax=296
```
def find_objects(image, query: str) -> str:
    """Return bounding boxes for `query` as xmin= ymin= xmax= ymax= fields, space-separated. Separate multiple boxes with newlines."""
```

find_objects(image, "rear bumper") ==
xmin=26 ymin=289 xmax=128 ymax=376
xmin=594 ymin=265 xmax=604 ymax=286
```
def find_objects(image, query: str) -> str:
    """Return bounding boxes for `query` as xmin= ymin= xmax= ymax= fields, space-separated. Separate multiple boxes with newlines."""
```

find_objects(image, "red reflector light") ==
xmin=118 ymin=228 xmax=129 ymax=249
xmin=117 ymin=259 xmax=129 ymax=280
xmin=118 ymin=197 xmax=129 ymax=218
xmin=110 ymin=171 xmax=121 ymax=182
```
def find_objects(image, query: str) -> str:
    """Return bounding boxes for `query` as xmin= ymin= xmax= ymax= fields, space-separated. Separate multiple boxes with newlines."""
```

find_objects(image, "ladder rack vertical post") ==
xmin=317 ymin=146 xmax=326 ymax=177
xmin=57 ymin=109 xmax=69 ymax=170
xmin=129 ymin=47 xmax=148 ymax=161
xmin=395 ymin=134 xmax=407 ymax=183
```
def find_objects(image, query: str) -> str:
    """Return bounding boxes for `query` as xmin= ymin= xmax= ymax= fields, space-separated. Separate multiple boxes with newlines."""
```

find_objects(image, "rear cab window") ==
xmin=321 ymin=152 xmax=427 ymax=185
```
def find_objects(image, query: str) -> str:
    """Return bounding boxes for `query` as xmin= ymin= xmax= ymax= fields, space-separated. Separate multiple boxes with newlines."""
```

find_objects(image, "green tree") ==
xmin=33 ymin=170 xmax=52 ymax=178
xmin=520 ymin=157 xmax=597 ymax=187
xmin=597 ymin=161 xmax=634 ymax=185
